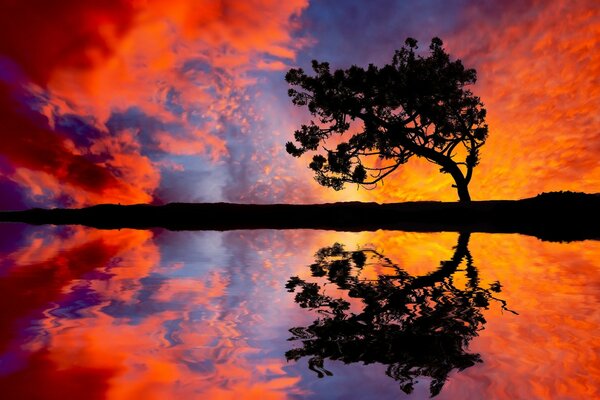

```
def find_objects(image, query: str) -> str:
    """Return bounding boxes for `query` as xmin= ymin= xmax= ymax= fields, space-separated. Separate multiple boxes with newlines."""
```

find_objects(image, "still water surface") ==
xmin=0 ymin=225 xmax=598 ymax=399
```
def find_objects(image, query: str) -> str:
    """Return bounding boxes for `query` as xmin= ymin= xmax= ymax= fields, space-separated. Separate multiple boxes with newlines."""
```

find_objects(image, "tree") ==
xmin=285 ymin=233 xmax=515 ymax=396
xmin=285 ymin=37 xmax=488 ymax=202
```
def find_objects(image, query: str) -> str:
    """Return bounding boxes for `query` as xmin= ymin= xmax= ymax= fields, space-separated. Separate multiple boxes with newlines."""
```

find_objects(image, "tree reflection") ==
xmin=285 ymin=233 xmax=515 ymax=397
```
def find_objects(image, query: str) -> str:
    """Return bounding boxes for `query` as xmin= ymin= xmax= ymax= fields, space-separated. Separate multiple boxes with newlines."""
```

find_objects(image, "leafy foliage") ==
xmin=285 ymin=38 xmax=488 ymax=201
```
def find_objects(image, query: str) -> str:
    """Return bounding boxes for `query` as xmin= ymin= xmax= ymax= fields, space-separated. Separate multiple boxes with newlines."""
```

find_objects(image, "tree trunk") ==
xmin=444 ymin=162 xmax=472 ymax=202
xmin=455 ymin=182 xmax=471 ymax=202
xmin=407 ymin=232 xmax=471 ymax=289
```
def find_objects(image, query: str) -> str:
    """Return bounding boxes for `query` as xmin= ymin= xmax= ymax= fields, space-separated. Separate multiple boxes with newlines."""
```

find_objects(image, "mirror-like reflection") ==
xmin=0 ymin=225 xmax=597 ymax=399
xmin=285 ymin=233 xmax=515 ymax=396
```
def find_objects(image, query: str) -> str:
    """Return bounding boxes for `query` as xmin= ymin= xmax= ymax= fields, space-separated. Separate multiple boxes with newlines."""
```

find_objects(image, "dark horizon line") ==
xmin=0 ymin=192 xmax=598 ymax=242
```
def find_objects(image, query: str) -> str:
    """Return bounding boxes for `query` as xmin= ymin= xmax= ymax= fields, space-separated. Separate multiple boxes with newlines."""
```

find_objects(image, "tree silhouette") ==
xmin=285 ymin=233 xmax=515 ymax=397
xmin=285 ymin=38 xmax=488 ymax=202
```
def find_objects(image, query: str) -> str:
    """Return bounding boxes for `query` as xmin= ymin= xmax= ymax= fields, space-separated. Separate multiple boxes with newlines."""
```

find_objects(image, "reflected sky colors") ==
xmin=0 ymin=226 xmax=598 ymax=399
xmin=1 ymin=2 xmax=598 ymax=398
xmin=0 ymin=0 xmax=598 ymax=207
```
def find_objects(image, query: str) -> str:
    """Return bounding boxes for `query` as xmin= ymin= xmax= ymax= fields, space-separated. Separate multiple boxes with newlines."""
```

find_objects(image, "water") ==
xmin=0 ymin=224 xmax=598 ymax=399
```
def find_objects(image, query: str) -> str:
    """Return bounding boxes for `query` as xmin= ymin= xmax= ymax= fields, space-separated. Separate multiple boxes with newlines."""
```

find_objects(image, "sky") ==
xmin=0 ymin=0 xmax=598 ymax=208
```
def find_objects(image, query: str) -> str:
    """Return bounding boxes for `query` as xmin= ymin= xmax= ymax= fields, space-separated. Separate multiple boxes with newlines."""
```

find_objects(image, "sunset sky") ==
xmin=0 ymin=0 xmax=598 ymax=208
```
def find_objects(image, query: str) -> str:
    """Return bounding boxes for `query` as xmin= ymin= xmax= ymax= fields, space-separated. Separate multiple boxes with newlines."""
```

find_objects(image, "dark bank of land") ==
xmin=0 ymin=192 xmax=598 ymax=242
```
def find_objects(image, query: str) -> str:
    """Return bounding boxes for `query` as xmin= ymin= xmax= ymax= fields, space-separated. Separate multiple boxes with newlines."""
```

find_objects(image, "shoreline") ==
xmin=1 ymin=193 xmax=598 ymax=242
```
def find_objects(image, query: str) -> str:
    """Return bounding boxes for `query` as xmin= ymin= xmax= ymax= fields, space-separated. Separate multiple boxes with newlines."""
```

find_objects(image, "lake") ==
xmin=0 ymin=224 xmax=598 ymax=399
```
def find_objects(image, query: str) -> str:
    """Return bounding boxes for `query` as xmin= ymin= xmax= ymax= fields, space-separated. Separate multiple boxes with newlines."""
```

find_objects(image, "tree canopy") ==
xmin=285 ymin=37 xmax=488 ymax=202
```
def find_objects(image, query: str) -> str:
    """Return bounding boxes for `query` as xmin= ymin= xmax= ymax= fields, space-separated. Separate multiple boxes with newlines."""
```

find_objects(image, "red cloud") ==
xmin=0 ymin=0 xmax=310 ymax=206
xmin=0 ymin=0 xmax=136 ymax=86
xmin=0 ymin=86 xmax=153 ymax=204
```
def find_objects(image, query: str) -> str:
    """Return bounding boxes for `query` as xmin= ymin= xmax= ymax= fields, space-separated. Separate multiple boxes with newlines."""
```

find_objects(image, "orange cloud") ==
xmin=0 ymin=86 xmax=153 ymax=205
xmin=42 ymin=0 xmax=310 ymax=150
xmin=0 ymin=0 xmax=310 ymax=206
xmin=362 ymin=0 xmax=600 ymax=202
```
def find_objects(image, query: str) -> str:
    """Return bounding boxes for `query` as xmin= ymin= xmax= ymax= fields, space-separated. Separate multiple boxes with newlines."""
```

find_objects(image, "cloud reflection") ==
xmin=285 ymin=233 xmax=515 ymax=396
xmin=0 ymin=227 xmax=598 ymax=399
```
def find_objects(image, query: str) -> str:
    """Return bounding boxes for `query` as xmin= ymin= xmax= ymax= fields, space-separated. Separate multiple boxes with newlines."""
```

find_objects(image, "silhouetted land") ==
xmin=0 ymin=192 xmax=598 ymax=242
